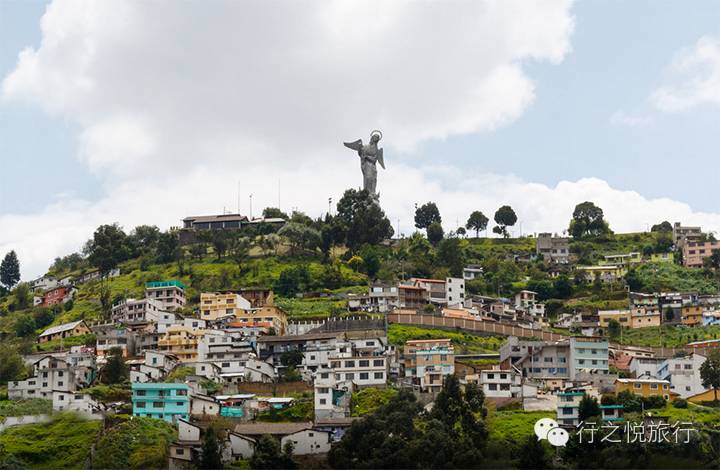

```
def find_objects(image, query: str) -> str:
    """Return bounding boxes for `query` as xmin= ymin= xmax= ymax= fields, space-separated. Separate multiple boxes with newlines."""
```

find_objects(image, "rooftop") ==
xmin=146 ymin=280 xmax=186 ymax=290
xmin=233 ymin=422 xmax=312 ymax=436
xmin=39 ymin=320 xmax=86 ymax=338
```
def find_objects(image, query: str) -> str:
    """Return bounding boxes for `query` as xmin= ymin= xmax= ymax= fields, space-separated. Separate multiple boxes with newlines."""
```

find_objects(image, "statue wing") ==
xmin=377 ymin=148 xmax=385 ymax=169
xmin=343 ymin=139 xmax=363 ymax=152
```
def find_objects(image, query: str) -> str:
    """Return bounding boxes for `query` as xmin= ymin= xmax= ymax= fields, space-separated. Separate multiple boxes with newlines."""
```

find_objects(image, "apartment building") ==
xmin=569 ymin=336 xmax=609 ymax=378
xmin=37 ymin=320 xmax=91 ymax=344
xmin=403 ymin=339 xmax=455 ymax=391
xmin=132 ymin=382 xmax=190 ymax=423
xmin=197 ymin=330 xmax=256 ymax=375
xmin=536 ymin=233 xmax=570 ymax=264
xmin=629 ymin=357 xmax=664 ymax=378
xmin=683 ymin=240 xmax=720 ymax=268
xmin=409 ymin=277 xmax=465 ymax=307
xmin=397 ymin=284 xmax=429 ymax=309
xmin=41 ymin=286 xmax=76 ymax=307
xmin=656 ymin=353 xmax=707 ymax=398
xmin=314 ymin=375 xmax=353 ymax=419
xmin=96 ymin=327 xmax=137 ymax=358
xmin=200 ymin=292 xmax=252 ymax=321
xmin=131 ymin=350 xmax=179 ymax=383
xmin=514 ymin=290 xmax=545 ymax=317
xmin=111 ymin=297 xmax=164 ymax=324
xmin=367 ymin=284 xmax=399 ymax=313
xmin=145 ymin=280 xmax=186 ymax=311
xmin=682 ymin=305 xmax=705 ymax=326
xmin=480 ymin=368 xmax=523 ymax=398
xmin=158 ymin=325 xmax=207 ymax=362
xmin=257 ymin=332 xmax=344 ymax=366
xmin=615 ymin=378 xmax=673 ymax=399
xmin=598 ymin=309 xmax=660 ymax=329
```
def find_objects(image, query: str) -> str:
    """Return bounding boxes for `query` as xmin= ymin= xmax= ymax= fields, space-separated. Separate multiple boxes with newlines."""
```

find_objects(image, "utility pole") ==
xmin=249 ymin=194 xmax=253 ymax=219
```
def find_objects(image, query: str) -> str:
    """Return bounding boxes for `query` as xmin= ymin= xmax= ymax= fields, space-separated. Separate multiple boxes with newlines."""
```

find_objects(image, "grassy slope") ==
xmin=91 ymin=416 xmax=177 ymax=470
xmin=387 ymin=324 xmax=505 ymax=354
xmin=615 ymin=324 xmax=720 ymax=347
xmin=351 ymin=387 xmax=398 ymax=417
xmin=0 ymin=413 xmax=100 ymax=470
xmin=0 ymin=399 xmax=52 ymax=419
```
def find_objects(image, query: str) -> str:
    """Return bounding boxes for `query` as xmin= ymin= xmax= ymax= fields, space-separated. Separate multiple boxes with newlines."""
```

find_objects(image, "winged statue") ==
xmin=344 ymin=130 xmax=384 ymax=197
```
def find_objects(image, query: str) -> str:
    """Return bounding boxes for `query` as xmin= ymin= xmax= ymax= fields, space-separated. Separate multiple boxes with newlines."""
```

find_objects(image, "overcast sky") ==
xmin=3 ymin=0 xmax=720 ymax=280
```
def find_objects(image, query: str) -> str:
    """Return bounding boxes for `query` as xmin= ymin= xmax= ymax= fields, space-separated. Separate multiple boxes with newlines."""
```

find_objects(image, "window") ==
xmin=634 ymin=383 xmax=641 ymax=389
xmin=366 ymin=341 xmax=374 ymax=346
xmin=373 ymin=359 xmax=384 ymax=367
xmin=153 ymin=402 xmax=164 ymax=408
xmin=177 ymin=402 xmax=184 ymax=406
xmin=318 ymin=387 xmax=329 ymax=394
xmin=136 ymin=402 xmax=146 ymax=408
xmin=544 ymin=357 xmax=552 ymax=363
xmin=488 ymin=384 xmax=497 ymax=391
xmin=500 ymin=374 xmax=507 ymax=379
xmin=359 ymin=360 xmax=369 ymax=367
xmin=320 ymin=373 xmax=329 ymax=379
xmin=222 ymin=362 xmax=230 ymax=367
xmin=558 ymin=357 xmax=566 ymax=363
xmin=176 ymin=449 xmax=185 ymax=456
xmin=487 ymin=373 xmax=495 ymax=379
xmin=360 ymin=373 xmax=369 ymax=380
xmin=345 ymin=373 xmax=355 ymax=380
xmin=345 ymin=361 xmax=355 ymax=368
xmin=650 ymin=383 xmax=658 ymax=389
xmin=59 ymin=395 xmax=65 ymax=401
xmin=562 ymin=408 xmax=574 ymax=415
xmin=374 ymin=372 xmax=384 ymax=379
xmin=319 ymin=399 xmax=327 ymax=405
xmin=58 ymin=381 xmax=64 ymax=387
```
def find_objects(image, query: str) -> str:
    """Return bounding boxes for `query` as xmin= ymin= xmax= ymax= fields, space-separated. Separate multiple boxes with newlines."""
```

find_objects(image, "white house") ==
xmin=52 ymin=391 xmax=102 ymax=418
xmin=480 ymin=368 xmax=522 ymax=398
xmin=228 ymin=433 xmax=256 ymax=460
xmin=656 ymin=353 xmax=707 ymax=398
xmin=190 ymin=394 xmax=221 ymax=416
xmin=280 ymin=429 xmax=332 ymax=455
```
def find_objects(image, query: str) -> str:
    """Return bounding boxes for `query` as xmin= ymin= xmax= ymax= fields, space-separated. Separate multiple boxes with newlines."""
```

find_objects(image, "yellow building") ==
xmin=158 ymin=325 xmax=206 ymax=362
xmin=630 ymin=308 xmax=661 ymax=328
xmin=682 ymin=306 xmax=704 ymax=326
xmin=600 ymin=252 xmax=642 ymax=266
xmin=199 ymin=292 xmax=252 ymax=321
xmin=599 ymin=309 xmax=660 ymax=329
xmin=576 ymin=265 xmax=626 ymax=283
xmin=615 ymin=378 xmax=674 ymax=400
xmin=650 ymin=253 xmax=674 ymax=263
xmin=233 ymin=305 xmax=289 ymax=335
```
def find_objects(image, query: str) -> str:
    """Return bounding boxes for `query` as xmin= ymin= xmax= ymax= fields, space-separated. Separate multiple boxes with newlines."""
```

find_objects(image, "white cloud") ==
xmin=609 ymin=110 xmax=652 ymax=127
xmin=652 ymin=35 xmax=720 ymax=113
xmin=5 ymin=0 xmax=720 ymax=281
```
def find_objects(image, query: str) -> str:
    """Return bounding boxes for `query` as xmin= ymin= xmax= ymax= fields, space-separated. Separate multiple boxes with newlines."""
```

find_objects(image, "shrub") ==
xmin=672 ymin=398 xmax=688 ymax=409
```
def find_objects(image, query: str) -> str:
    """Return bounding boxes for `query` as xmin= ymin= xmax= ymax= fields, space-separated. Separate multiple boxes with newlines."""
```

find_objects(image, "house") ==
xmin=30 ymin=275 xmax=59 ymax=292
xmin=402 ymin=339 xmax=454 ymax=391
xmin=197 ymin=330 xmax=255 ymax=375
xmin=480 ymin=367 xmax=523 ymax=398
xmin=281 ymin=429 xmax=332 ymax=455
xmin=145 ymin=280 xmax=186 ymax=312
xmin=599 ymin=252 xmax=642 ymax=267
xmin=514 ymin=290 xmax=545 ymax=317
xmin=233 ymin=422 xmax=313 ymax=440
xmin=132 ymin=382 xmax=190 ymax=423
xmin=9 ymin=356 xmax=83 ymax=399
xmin=190 ymin=394 xmax=221 ymax=416
xmin=314 ymin=374 xmax=353 ymax=419
xmin=409 ymin=277 xmax=465 ymax=307
xmin=614 ymin=378 xmax=674 ymax=400
xmin=52 ymin=391 xmax=102 ymax=418
xmin=130 ymin=350 xmax=179 ymax=383
xmin=366 ymin=284 xmax=399 ymax=313
xmin=41 ymin=286 xmax=76 ymax=307
xmin=200 ymin=292 xmax=252 ymax=321
xmin=683 ymin=240 xmax=720 ymax=268
xmin=38 ymin=320 xmax=91 ymax=344
xmin=169 ymin=419 xmax=203 ymax=466
xmin=75 ymin=268 xmax=120 ymax=284
xmin=673 ymin=222 xmax=702 ymax=247
xmin=650 ymin=253 xmax=674 ymax=263
xmin=557 ymin=391 xmax=584 ymax=427
xmin=96 ymin=327 xmax=137 ymax=358
xmin=256 ymin=332 xmax=343 ymax=366
xmin=182 ymin=213 xmax=248 ymax=231
xmin=576 ymin=265 xmax=626 ymax=283
xmin=536 ymin=233 xmax=570 ymax=264
xmin=158 ymin=326 xmax=207 ymax=362
xmin=600 ymin=404 xmax=624 ymax=423
xmin=598 ymin=309 xmax=660 ymax=329
xmin=463 ymin=265 xmax=484 ymax=280
xmin=239 ymin=288 xmax=274 ymax=308
xmin=232 ymin=305 xmax=288 ymax=335
xmin=629 ymin=357 xmax=664 ymax=378
xmin=397 ymin=284 xmax=429 ymax=309
xmin=217 ymin=394 xmax=255 ymax=418
xmin=682 ymin=305 xmax=705 ymax=326
xmin=703 ymin=310 xmax=720 ymax=326
xmin=656 ymin=353 xmax=707 ymax=398
xmin=328 ymin=352 xmax=388 ymax=388
xmin=228 ymin=432 xmax=256 ymax=460
xmin=569 ymin=336 xmax=609 ymax=378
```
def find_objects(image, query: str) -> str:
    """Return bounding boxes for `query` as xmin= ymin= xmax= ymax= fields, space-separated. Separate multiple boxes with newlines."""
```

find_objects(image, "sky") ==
xmin=2 ymin=0 xmax=720 ymax=280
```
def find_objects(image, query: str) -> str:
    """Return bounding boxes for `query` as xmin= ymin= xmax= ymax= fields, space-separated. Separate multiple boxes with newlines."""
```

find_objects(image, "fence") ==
xmin=387 ymin=312 xmax=565 ymax=341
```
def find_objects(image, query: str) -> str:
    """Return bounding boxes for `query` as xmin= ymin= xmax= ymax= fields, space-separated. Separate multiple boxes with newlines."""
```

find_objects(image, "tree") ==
xmin=87 ymin=224 xmax=131 ymax=276
xmin=426 ymin=222 xmax=444 ymax=245
xmin=466 ymin=211 xmax=489 ymax=238
xmin=129 ymin=225 xmax=161 ymax=255
xmin=155 ymin=231 xmax=180 ymax=263
xmin=569 ymin=201 xmax=610 ymax=238
xmin=414 ymin=202 xmax=441 ymax=230
xmin=14 ymin=314 xmax=35 ymax=338
xmin=278 ymin=222 xmax=321 ymax=255
xmin=359 ymin=245 xmax=381 ymax=279
xmin=274 ymin=265 xmax=311 ymax=297
xmin=0 ymin=346 xmax=25 ymax=384
xmin=437 ymin=238 xmax=465 ymax=276
xmin=334 ymin=189 xmax=393 ymax=250
xmin=456 ymin=227 xmax=466 ymax=237
xmin=0 ymin=251 xmax=21 ymax=289
xmin=251 ymin=435 xmax=296 ymax=470
xmin=492 ymin=205 xmax=517 ymax=238
xmin=101 ymin=347 xmax=129 ymax=384
xmin=607 ymin=319 xmax=621 ymax=339
xmin=664 ymin=306 xmax=675 ymax=323
xmin=11 ymin=283 xmax=31 ymax=310
xmin=579 ymin=395 xmax=601 ymax=421
xmin=262 ymin=207 xmax=289 ymax=220
xmin=700 ymin=349 xmax=720 ymax=403
xmin=517 ymin=434 xmax=548 ymax=469
xmin=651 ymin=221 xmax=673 ymax=232
xmin=553 ymin=275 xmax=573 ymax=298
xmin=199 ymin=426 xmax=224 ymax=470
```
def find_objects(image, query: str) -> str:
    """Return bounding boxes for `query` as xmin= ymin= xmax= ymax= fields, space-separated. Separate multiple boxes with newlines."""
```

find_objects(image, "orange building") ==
xmin=614 ymin=378 xmax=676 ymax=400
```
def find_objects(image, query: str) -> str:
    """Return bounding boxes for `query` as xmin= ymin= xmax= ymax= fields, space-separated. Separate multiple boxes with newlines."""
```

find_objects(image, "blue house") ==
xmin=132 ymin=382 xmax=190 ymax=423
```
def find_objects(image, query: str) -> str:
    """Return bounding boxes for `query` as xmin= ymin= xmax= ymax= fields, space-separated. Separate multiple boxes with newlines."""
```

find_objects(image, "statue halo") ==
xmin=370 ymin=129 xmax=383 ymax=141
